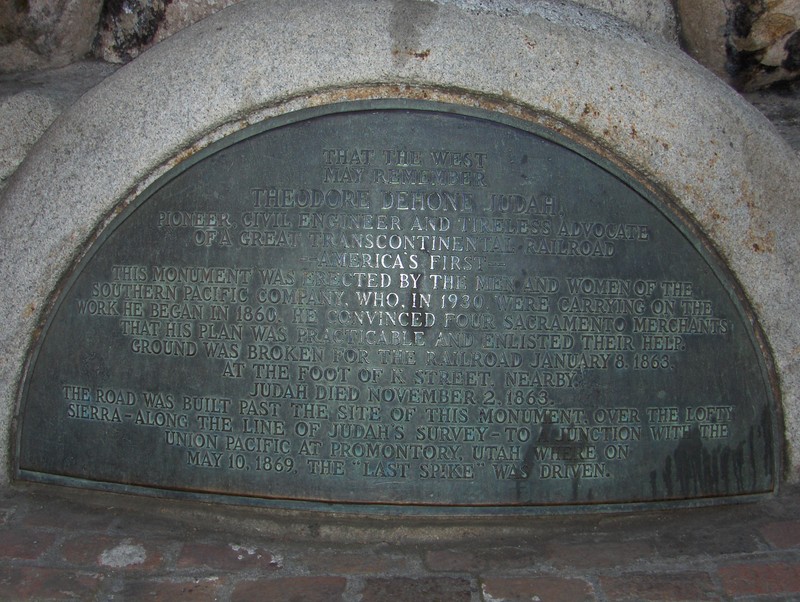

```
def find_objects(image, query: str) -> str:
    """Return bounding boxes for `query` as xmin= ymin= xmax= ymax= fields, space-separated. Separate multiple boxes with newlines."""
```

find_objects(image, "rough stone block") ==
xmin=0 ymin=60 xmax=118 ymax=191
xmin=0 ymin=0 xmax=103 ymax=73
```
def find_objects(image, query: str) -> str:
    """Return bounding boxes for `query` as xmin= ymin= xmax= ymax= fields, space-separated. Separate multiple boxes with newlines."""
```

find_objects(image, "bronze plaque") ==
xmin=16 ymin=101 xmax=778 ymax=512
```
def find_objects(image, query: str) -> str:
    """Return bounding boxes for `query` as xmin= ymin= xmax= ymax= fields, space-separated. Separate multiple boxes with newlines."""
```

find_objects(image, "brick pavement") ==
xmin=1 ymin=483 xmax=800 ymax=601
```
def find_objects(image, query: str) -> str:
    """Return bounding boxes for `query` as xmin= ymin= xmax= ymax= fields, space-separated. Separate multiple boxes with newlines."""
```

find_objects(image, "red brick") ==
xmin=361 ymin=577 xmax=471 ymax=602
xmin=482 ymin=546 xmax=547 ymax=571
xmin=117 ymin=578 xmax=222 ymax=601
xmin=304 ymin=550 xmax=404 ymax=574
xmin=655 ymin=527 xmax=762 ymax=557
xmin=426 ymin=546 xmax=543 ymax=573
xmin=0 ymin=566 xmax=102 ymax=599
xmin=601 ymin=572 xmax=719 ymax=601
xmin=22 ymin=503 xmax=116 ymax=530
xmin=426 ymin=549 xmax=484 ymax=572
xmin=482 ymin=576 xmax=595 ymax=602
xmin=0 ymin=529 xmax=56 ymax=560
xmin=760 ymin=521 xmax=800 ymax=549
xmin=232 ymin=576 xmax=346 ymax=602
xmin=548 ymin=541 xmax=654 ymax=569
xmin=719 ymin=561 xmax=800 ymax=596
xmin=61 ymin=535 xmax=163 ymax=569
xmin=177 ymin=541 xmax=280 ymax=570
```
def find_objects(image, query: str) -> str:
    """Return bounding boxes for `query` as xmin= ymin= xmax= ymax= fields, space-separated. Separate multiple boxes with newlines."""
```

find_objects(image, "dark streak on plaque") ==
xmin=15 ymin=101 xmax=779 ymax=513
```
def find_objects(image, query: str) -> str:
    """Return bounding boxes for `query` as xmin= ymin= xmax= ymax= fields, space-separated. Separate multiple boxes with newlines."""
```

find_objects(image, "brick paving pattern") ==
xmin=0 ymin=485 xmax=799 ymax=600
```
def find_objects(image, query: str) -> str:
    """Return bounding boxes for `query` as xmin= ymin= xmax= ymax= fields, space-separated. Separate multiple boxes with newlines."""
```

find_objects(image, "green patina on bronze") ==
xmin=16 ymin=101 xmax=778 ymax=513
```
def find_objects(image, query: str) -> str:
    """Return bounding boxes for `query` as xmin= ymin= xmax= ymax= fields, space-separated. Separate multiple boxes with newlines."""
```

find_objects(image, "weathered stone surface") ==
xmin=729 ymin=0 xmax=800 ymax=90
xmin=563 ymin=0 xmax=677 ymax=42
xmin=92 ymin=0 xmax=677 ymax=64
xmin=0 ymin=0 xmax=798 ymax=495
xmin=0 ymin=0 xmax=103 ymax=73
xmin=1 ymin=0 xmax=676 ymax=69
xmin=93 ymin=0 xmax=169 ymax=64
xmin=675 ymin=0 xmax=800 ymax=90
xmin=440 ymin=0 xmax=677 ymax=43
xmin=95 ymin=0 xmax=240 ymax=63
xmin=0 ymin=92 xmax=60 ymax=191
xmin=675 ymin=0 xmax=729 ymax=79
xmin=743 ymin=80 xmax=800 ymax=155
xmin=0 ymin=60 xmax=119 ymax=191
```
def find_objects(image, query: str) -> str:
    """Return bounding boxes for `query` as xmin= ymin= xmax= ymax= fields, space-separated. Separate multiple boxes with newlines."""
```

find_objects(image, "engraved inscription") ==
xmin=17 ymin=103 xmax=776 ymax=510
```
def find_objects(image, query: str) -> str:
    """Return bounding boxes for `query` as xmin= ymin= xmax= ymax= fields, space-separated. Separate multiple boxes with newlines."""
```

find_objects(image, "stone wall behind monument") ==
xmin=2 ymin=0 xmax=800 ymax=90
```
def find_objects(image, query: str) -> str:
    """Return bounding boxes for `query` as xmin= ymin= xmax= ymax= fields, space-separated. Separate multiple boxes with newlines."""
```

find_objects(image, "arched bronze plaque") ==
xmin=16 ymin=101 xmax=778 ymax=513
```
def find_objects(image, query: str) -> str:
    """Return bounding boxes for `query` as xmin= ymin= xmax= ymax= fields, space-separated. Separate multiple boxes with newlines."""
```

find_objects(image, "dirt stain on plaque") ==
xmin=522 ymin=416 xmax=597 ymax=502
xmin=670 ymin=429 xmax=750 ymax=498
